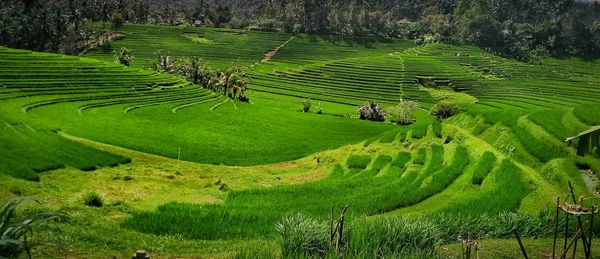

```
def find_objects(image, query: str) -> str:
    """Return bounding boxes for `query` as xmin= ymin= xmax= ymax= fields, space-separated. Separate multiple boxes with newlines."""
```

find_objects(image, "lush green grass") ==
xmin=122 ymin=143 xmax=473 ymax=240
xmin=85 ymin=24 xmax=292 ymax=69
xmin=1 ymin=24 xmax=600 ymax=258
xmin=346 ymin=155 xmax=372 ymax=169
xmin=0 ymin=118 xmax=130 ymax=181
xmin=442 ymin=159 xmax=531 ymax=215
xmin=471 ymin=151 xmax=497 ymax=185
xmin=0 ymin=46 xmax=396 ymax=179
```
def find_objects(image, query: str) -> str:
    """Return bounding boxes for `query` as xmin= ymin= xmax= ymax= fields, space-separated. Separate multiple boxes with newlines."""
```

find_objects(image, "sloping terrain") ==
xmin=0 ymin=24 xmax=598 ymax=257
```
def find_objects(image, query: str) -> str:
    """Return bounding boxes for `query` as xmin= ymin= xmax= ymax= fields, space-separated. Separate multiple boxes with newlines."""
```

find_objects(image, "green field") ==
xmin=1 ymin=24 xmax=599 ymax=258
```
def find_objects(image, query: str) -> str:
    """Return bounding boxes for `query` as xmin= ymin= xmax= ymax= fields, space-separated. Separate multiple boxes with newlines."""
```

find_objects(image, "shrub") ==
xmin=275 ymin=213 xmax=329 ymax=258
xmin=387 ymin=99 xmax=420 ymax=125
xmin=346 ymin=155 xmax=372 ymax=169
xmin=114 ymin=47 xmax=135 ymax=67
xmin=471 ymin=151 xmax=497 ymax=185
xmin=0 ymin=198 xmax=68 ymax=258
xmin=82 ymin=191 xmax=104 ymax=207
xmin=315 ymin=103 xmax=323 ymax=114
xmin=430 ymin=101 xmax=461 ymax=120
xmin=357 ymin=101 xmax=386 ymax=122
xmin=302 ymin=98 xmax=312 ymax=112
xmin=111 ymin=12 xmax=125 ymax=29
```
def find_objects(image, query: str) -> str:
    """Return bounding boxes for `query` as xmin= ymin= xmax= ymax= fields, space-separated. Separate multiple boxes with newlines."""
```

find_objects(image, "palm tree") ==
xmin=217 ymin=65 xmax=248 ymax=100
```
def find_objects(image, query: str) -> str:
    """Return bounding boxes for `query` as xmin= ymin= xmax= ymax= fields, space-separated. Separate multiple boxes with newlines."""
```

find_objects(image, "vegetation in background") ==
xmin=3 ymin=0 xmax=600 ymax=61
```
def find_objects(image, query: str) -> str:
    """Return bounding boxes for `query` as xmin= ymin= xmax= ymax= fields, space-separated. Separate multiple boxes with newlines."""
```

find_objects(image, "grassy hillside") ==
xmin=0 ymin=46 xmax=394 ymax=179
xmin=0 ymin=24 xmax=599 ymax=258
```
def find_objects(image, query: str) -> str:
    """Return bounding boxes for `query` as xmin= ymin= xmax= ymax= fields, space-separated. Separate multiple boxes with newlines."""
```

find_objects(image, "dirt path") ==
xmin=260 ymin=35 xmax=296 ymax=63
xmin=78 ymin=33 xmax=124 ymax=55
xmin=581 ymin=169 xmax=598 ymax=194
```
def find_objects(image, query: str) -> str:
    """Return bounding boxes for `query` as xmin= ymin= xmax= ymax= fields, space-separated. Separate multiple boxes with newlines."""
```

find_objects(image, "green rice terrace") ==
xmin=1 ymin=24 xmax=600 ymax=258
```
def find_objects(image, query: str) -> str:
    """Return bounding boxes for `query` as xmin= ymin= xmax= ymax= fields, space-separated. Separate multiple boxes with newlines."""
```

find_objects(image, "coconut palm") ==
xmin=217 ymin=65 xmax=249 ymax=100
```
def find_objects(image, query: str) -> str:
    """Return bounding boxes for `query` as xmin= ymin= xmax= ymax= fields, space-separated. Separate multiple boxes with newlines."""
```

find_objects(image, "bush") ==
xmin=315 ymin=103 xmax=323 ymax=114
xmin=82 ymin=191 xmax=104 ymax=207
xmin=430 ymin=101 xmax=461 ymax=120
xmin=275 ymin=213 xmax=329 ymax=258
xmin=114 ymin=47 xmax=135 ymax=67
xmin=111 ymin=12 xmax=125 ymax=29
xmin=357 ymin=101 xmax=386 ymax=122
xmin=1 ymin=198 xmax=68 ymax=258
xmin=302 ymin=98 xmax=312 ymax=113
xmin=387 ymin=98 xmax=420 ymax=125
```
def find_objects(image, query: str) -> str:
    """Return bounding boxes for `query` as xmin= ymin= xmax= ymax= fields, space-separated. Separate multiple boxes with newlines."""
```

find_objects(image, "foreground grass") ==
xmin=440 ymin=238 xmax=600 ymax=259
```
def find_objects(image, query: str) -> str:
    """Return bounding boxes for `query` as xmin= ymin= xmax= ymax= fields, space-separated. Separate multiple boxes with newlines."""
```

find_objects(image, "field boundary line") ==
xmin=171 ymin=95 xmax=223 ymax=113
xmin=210 ymin=98 xmax=230 ymax=111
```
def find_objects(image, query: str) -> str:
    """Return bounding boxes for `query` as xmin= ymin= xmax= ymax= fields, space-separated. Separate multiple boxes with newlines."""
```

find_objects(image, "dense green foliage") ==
xmin=4 ymin=0 xmax=600 ymax=61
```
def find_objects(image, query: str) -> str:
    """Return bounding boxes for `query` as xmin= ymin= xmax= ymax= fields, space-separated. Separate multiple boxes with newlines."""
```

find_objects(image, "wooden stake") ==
xmin=553 ymin=196 xmax=560 ymax=259
xmin=513 ymin=229 xmax=529 ymax=259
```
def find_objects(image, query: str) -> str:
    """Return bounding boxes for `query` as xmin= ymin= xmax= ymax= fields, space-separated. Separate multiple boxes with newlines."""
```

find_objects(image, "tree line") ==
xmin=2 ymin=0 xmax=599 ymax=60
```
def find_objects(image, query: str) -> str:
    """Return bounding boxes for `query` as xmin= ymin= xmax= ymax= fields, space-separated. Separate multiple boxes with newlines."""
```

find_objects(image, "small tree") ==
xmin=430 ymin=100 xmax=461 ymax=120
xmin=315 ymin=103 xmax=323 ymax=114
xmin=357 ymin=101 xmax=386 ymax=122
xmin=176 ymin=57 xmax=210 ymax=85
xmin=114 ymin=47 xmax=135 ymax=67
xmin=302 ymin=98 xmax=312 ymax=112
xmin=216 ymin=65 xmax=249 ymax=102
xmin=388 ymin=98 xmax=419 ymax=125
xmin=111 ymin=12 xmax=125 ymax=29
xmin=153 ymin=52 xmax=174 ymax=73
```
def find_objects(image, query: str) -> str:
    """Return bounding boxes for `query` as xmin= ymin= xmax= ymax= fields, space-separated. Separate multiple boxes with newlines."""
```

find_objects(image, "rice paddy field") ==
xmin=1 ymin=24 xmax=599 ymax=258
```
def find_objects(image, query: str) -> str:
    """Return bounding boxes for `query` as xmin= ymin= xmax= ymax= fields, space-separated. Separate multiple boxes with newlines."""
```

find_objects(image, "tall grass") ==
xmin=0 ymin=198 xmax=69 ymax=258
xmin=471 ymin=151 xmax=497 ymax=185
xmin=346 ymin=155 xmax=371 ymax=169
xmin=443 ymin=159 xmax=530 ymax=215
xmin=349 ymin=216 xmax=442 ymax=257
xmin=412 ymin=148 xmax=427 ymax=165
xmin=275 ymin=211 xmax=574 ymax=258
xmin=275 ymin=213 xmax=329 ymax=258
xmin=512 ymin=126 xmax=566 ymax=162
xmin=123 ymin=145 xmax=474 ymax=240
xmin=370 ymin=155 xmax=392 ymax=173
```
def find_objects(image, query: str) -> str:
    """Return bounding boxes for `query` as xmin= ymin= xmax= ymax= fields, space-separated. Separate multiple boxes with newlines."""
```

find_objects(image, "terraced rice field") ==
xmin=1 ymin=24 xmax=599 ymax=258
xmin=85 ymin=24 xmax=292 ymax=69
